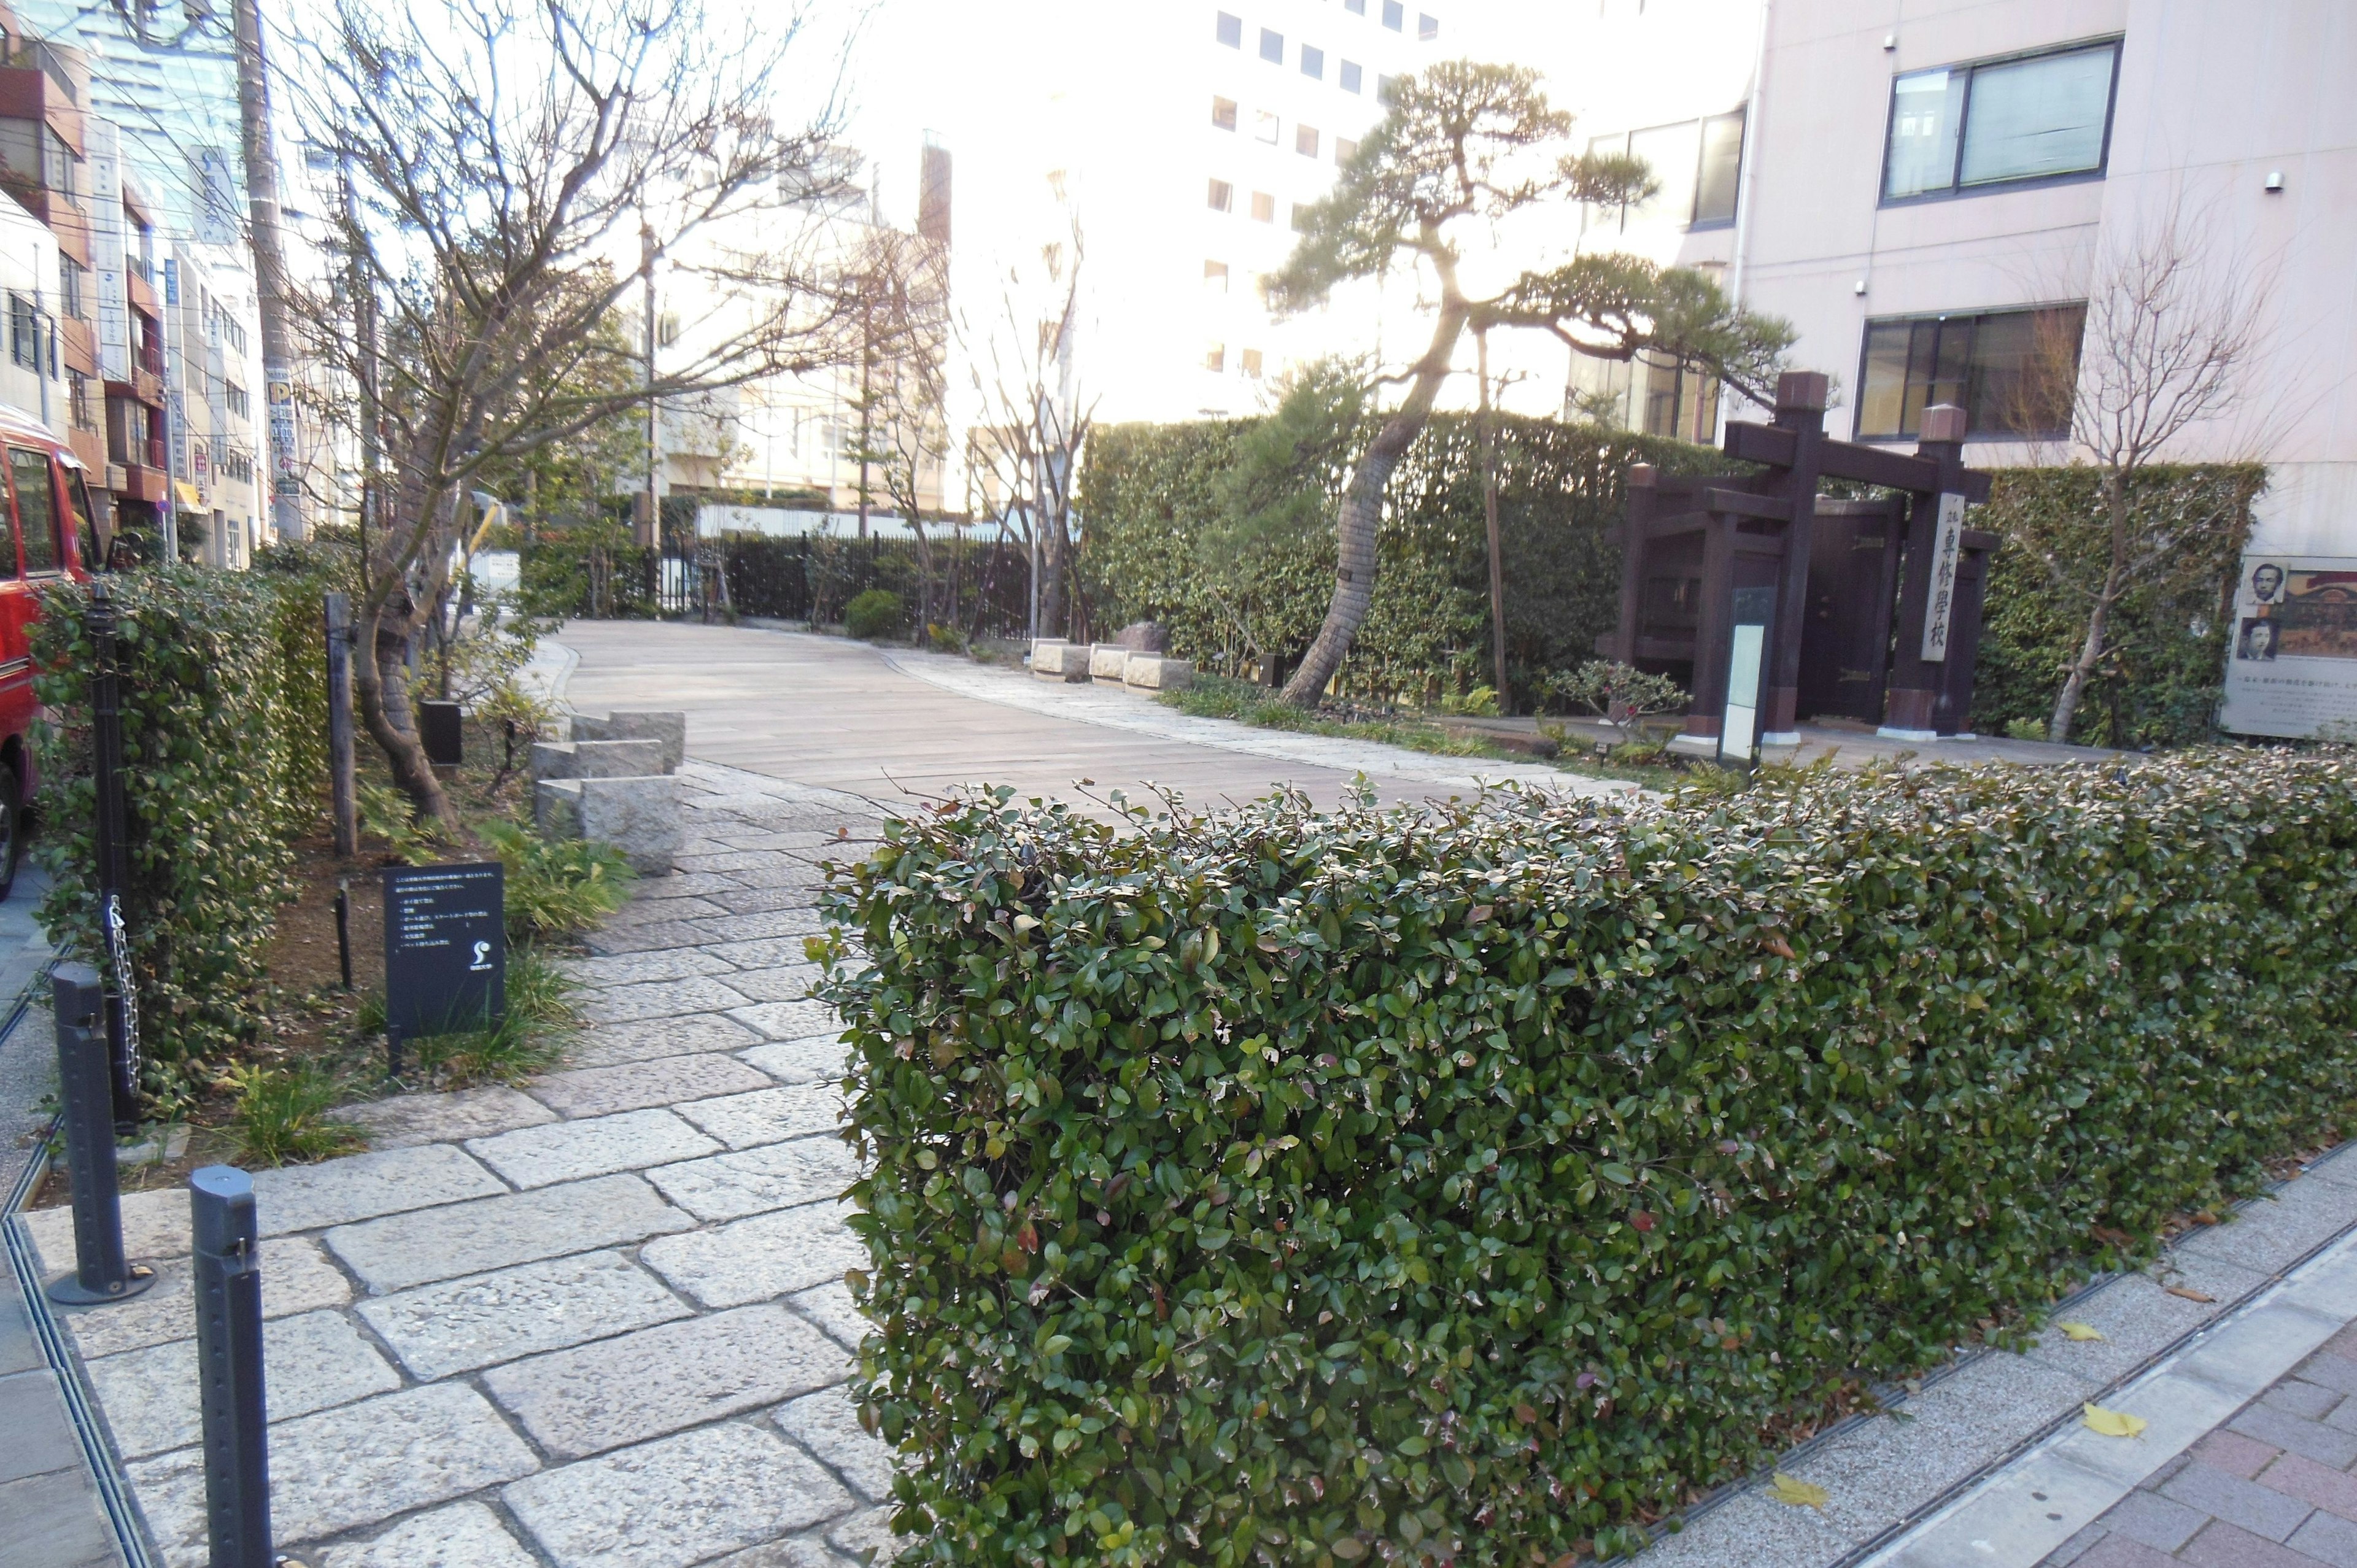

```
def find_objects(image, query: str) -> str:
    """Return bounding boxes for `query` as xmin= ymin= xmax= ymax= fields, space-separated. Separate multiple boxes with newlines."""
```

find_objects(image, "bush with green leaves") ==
xmin=479 ymin=817 xmax=635 ymax=941
xmin=33 ymin=569 xmax=327 ymax=1112
xmin=846 ymin=587 xmax=905 ymax=641
xmin=1543 ymin=660 xmax=1690 ymax=749
xmin=818 ymin=751 xmax=2357 ymax=1567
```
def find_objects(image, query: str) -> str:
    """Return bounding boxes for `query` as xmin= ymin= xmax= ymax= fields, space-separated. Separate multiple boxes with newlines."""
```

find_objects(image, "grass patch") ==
xmin=1159 ymin=672 xmax=1687 ymax=787
xmin=223 ymin=1059 xmax=366 ymax=1166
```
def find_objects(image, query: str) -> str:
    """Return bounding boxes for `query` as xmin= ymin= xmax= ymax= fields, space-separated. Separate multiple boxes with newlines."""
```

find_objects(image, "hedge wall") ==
xmin=819 ymin=752 xmax=2357 ymax=1566
xmin=34 ymin=568 xmax=327 ymax=1111
xmin=1077 ymin=415 xmax=1728 ymax=707
xmin=1968 ymin=465 xmax=2264 ymax=747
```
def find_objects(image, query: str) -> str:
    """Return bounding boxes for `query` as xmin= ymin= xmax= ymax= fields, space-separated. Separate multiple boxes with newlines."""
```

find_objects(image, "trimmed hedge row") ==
xmin=34 ymin=566 xmax=327 ymax=1111
xmin=818 ymin=752 xmax=2357 ymax=1567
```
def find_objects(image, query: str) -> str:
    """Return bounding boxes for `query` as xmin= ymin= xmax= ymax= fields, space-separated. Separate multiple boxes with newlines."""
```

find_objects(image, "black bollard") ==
xmin=87 ymin=583 xmax=139 ymax=1129
xmin=334 ymin=879 xmax=353 ymax=991
xmin=190 ymin=1165 xmax=273 ymax=1567
xmin=45 ymin=964 xmax=155 ymax=1305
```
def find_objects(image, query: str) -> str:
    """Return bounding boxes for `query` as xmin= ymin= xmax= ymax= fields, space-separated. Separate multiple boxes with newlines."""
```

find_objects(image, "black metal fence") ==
xmin=524 ymin=533 xmax=1033 ymax=638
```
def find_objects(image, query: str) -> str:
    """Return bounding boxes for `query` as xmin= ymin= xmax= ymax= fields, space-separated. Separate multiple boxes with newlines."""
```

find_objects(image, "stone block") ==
xmin=126 ymin=1384 xmax=541 ymax=1554
xmin=1113 ymin=621 xmax=1169 ymax=654
xmin=85 ymin=1310 xmax=400 ymax=1459
xmin=484 ymin=1303 xmax=850 ymax=1459
xmin=1088 ymin=643 xmax=1131 ymax=682
xmin=329 ymin=1084 xmax=557 ymax=1149
xmin=726 ymin=998 xmax=839 ymax=1042
xmin=775 ymin=1386 xmax=897 ymax=1502
xmin=739 ymin=1035 xmax=850 ymax=1086
xmin=59 ymin=1236 xmax=349 ymax=1361
xmin=20 ymin=1185 xmax=192 ymax=1275
xmin=789 ymin=1281 xmax=872 ymax=1353
xmin=320 ymin=1502 xmax=543 ymax=1568
xmin=564 ymin=948 xmax=738 ymax=989
xmin=1028 ymin=639 xmax=1089 ymax=682
xmin=675 ymin=1083 xmax=843 ymax=1149
xmin=533 ymin=739 xmax=668 ymax=782
xmin=0 ymin=1364 xmax=76 ymax=1481
xmin=0 ymin=1466 xmax=117 ymax=1568
xmin=536 ymin=777 xmax=584 ymax=841
xmin=587 ymin=774 xmax=684 ymax=875
xmin=641 ymin=1201 xmax=869 ymax=1309
xmin=721 ymin=966 xmax=823 ymax=1004
xmin=583 ymin=975 xmax=753 ymax=1025
xmin=325 ymin=1173 xmax=692 ymax=1293
xmin=647 ymin=1137 xmax=862 ymax=1223
xmin=1123 ymin=656 xmax=1194 ymax=692
xmin=250 ymin=1143 xmax=508 ymax=1236
xmin=504 ymin=1423 xmax=854 ymax=1568
xmin=563 ymin=1013 xmax=768 ymax=1070
xmin=466 ymin=1108 xmax=720 ymax=1189
xmin=575 ymin=710 xmax=688 ymax=774
xmin=528 ymin=1054 xmax=775 ymax=1119
xmin=358 ymin=1250 xmax=693 ymax=1380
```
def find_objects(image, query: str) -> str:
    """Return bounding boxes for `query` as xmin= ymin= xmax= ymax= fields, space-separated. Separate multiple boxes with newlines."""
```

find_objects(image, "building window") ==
xmin=1260 ymin=27 xmax=1283 ymax=63
xmin=1204 ymin=260 xmax=1229 ymax=290
xmin=1216 ymin=12 xmax=1241 ymax=47
xmin=1250 ymin=190 xmax=1275 ymax=222
xmin=1693 ymin=109 xmax=1744 ymax=225
xmin=1301 ymin=44 xmax=1323 ymax=79
xmin=1290 ymin=202 xmax=1312 ymax=232
xmin=1256 ymin=110 xmax=1280 ymax=144
xmin=1241 ymin=348 xmax=1264 ymax=377
xmin=1855 ymin=304 xmax=2086 ymax=439
xmin=1637 ymin=352 xmax=1720 ymax=444
xmin=1296 ymin=124 xmax=1320 ymax=157
xmin=1206 ymin=344 xmax=1226 ymax=373
xmin=657 ymin=311 xmax=681 ymax=347
xmin=1378 ymin=74 xmax=1398 ymax=102
xmin=1382 ymin=0 xmax=1404 ymax=30
xmin=66 ymin=370 xmax=92 ymax=432
xmin=1345 ymin=0 xmax=1365 ymax=12
xmin=1883 ymin=40 xmax=2119 ymax=202
xmin=1340 ymin=60 xmax=1363 ymax=93
xmin=225 ymin=381 xmax=249 ymax=419
xmin=1207 ymin=179 xmax=1234 ymax=212
xmin=1418 ymin=12 xmax=1438 ymax=40
xmin=7 ymin=294 xmax=32 ymax=370
xmin=1337 ymin=137 xmax=1360 ymax=165
xmin=1212 ymin=96 xmax=1238 ymax=131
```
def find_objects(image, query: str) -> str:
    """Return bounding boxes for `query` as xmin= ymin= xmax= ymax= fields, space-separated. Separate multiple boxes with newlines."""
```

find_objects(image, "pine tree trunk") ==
xmin=1281 ymin=300 xmax=1469 ymax=708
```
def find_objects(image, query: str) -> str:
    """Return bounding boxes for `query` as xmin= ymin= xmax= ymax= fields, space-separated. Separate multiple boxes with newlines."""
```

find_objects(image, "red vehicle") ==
xmin=0 ymin=401 xmax=101 ymax=897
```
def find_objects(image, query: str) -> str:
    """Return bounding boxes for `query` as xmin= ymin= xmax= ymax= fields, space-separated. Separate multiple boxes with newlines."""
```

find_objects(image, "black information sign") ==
xmin=383 ymin=862 xmax=505 ymax=1069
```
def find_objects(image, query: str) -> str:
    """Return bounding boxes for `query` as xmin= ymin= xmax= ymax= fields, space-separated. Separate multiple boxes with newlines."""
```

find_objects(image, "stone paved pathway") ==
xmin=2043 ymin=1328 xmax=2357 ymax=1567
xmin=25 ymin=764 xmax=892 ymax=1568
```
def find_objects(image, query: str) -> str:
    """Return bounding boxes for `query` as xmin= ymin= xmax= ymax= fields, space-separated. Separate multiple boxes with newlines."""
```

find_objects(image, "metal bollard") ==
xmin=191 ymin=1165 xmax=273 ymax=1567
xmin=45 ymin=964 xmax=154 ymax=1305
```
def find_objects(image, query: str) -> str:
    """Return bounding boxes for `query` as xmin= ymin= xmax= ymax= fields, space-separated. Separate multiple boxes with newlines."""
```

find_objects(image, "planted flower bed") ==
xmin=818 ymin=752 xmax=2357 ymax=1567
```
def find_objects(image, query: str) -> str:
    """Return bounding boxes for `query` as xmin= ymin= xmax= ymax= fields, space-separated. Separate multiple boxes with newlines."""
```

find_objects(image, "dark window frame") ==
xmin=1689 ymin=108 xmax=1746 ymax=230
xmin=1878 ymin=36 xmax=2124 ymax=208
xmin=1851 ymin=301 xmax=2087 ymax=443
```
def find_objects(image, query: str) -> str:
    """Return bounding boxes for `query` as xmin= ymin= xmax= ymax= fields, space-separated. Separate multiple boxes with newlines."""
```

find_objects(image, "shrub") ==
xmin=479 ymin=818 xmax=635 ymax=941
xmin=846 ymin=587 xmax=904 ymax=640
xmin=33 ymin=570 xmax=325 ymax=1113
xmin=818 ymin=752 xmax=2357 ymax=1567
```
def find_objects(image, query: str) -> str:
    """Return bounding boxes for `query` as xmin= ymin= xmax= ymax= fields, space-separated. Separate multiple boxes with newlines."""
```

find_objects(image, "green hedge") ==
xmin=1968 ymin=465 xmax=2264 ymax=747
xmin=818 ymin=752 xmax=2357 ymax=1566
xmin=34 ymin=568 xmax=326 ymax=1111
xmin=1077 ymin=415 xmax=1727 ymax=707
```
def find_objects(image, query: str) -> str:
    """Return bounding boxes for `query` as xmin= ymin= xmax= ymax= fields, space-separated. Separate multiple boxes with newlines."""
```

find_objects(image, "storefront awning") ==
xmin=173 ymin=482 xmax=203 ymax=508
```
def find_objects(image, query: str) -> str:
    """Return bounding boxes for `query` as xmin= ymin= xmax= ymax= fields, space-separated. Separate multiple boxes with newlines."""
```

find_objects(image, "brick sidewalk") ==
xmin=24 ymin=763 xmax=892 ymax=1568
xmin=2045 ymin=1329 xmax=2357 ymax=1567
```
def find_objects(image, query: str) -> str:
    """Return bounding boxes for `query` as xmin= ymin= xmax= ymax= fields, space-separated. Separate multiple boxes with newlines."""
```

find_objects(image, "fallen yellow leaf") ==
xmin=2057 ymin=1321 xmax=2106 ymax=1342
xmin=1768 ymin=1472 xmax=1829 ymax=1510
xmin=2082 ymin=1404 xmax=2147 ymax=1439
xmin=2165 ymin=1285 xmax=2216 ymax=1304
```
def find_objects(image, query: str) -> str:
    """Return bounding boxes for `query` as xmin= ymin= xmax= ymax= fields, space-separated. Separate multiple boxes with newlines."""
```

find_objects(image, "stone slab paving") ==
xmin=23 ymin=764 xmax=897 ymax=1567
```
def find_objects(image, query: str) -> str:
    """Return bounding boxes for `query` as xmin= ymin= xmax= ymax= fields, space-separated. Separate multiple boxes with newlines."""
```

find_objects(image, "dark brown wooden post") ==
xmin=1684 ymin=503 xmax=1737 ymax=741
xmin=1606 ymin=464 xmax=1656 ymax=663
xmin=1882 ymin=403 xmax=1970 ymax=738
xmin=1762 ymin=371 xmax=1828 ymax=743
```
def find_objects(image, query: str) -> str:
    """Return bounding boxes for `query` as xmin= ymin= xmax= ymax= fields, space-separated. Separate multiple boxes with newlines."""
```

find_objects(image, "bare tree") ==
xmin=1267 ymin=61 xmax=1792 ymax=708
xmin=850 ymin=228 xmax=953 ymax=627
xmin=960 ymin=223 xmax=1095 ymax=642
xmin=287 ymin=0 xmax=857 ymax=822
xmin=2007 ymin=209 xmax=2267 ymax=743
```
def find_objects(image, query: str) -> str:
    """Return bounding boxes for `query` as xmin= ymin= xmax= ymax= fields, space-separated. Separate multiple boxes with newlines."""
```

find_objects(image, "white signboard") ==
xmin=1920 ymin=492 xmax=1967 ymax=662
xmin=1722 ymin=622 xmax=1765 ymax=758
xmin=2218 ymin=555 xmax=2357 ymax=739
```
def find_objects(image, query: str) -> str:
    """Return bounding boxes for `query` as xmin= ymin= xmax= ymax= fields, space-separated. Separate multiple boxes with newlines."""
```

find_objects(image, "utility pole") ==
xmin=232 ymin=0 xmax=305 ymax=541
xmin=639 ymin=223 xmax=658 ymax=550
xmin=856 ymin=272 xmax=872 ymax=540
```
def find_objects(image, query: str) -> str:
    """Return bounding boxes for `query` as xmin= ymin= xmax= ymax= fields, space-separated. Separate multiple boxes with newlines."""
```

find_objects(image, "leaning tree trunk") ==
xmin=355 ymin=594 xmax=456 ymax=825
xmin=2048 ymin=470 xmax=2131 ymax=744
xmin=1280 ymin=299 xmax=1469 ymax=708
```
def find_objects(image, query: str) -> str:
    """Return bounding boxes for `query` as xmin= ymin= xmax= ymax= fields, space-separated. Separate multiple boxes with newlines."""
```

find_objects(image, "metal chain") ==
xmin=104 ymin=892 xmax=139 ymax=1096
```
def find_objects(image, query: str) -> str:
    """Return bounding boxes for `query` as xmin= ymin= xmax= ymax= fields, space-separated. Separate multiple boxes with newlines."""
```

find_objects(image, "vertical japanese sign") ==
xmin=1920 ymin=492 xmax=1967 ymax=663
